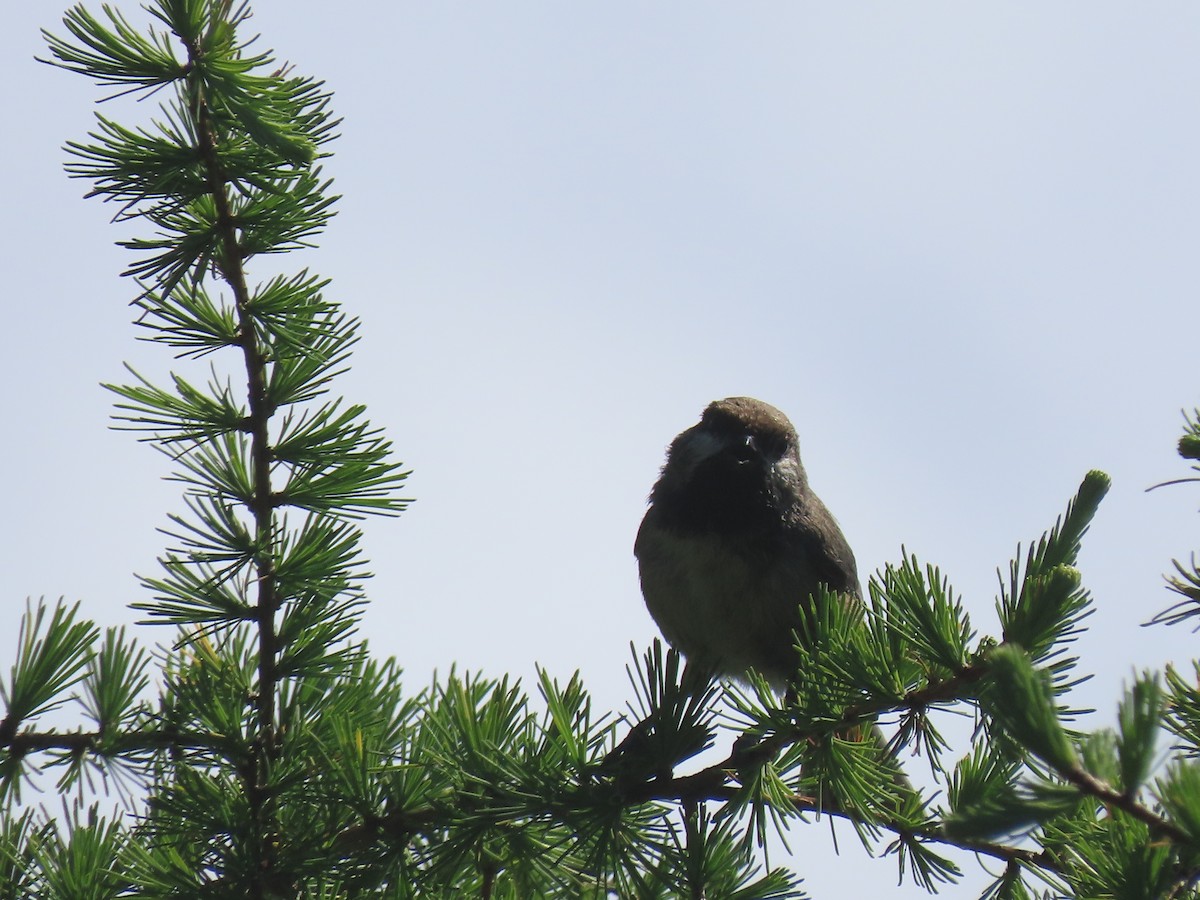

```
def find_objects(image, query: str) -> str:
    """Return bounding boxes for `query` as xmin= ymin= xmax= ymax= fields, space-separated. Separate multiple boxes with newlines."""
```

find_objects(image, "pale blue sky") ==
xmin=4 ymin=3 xmax=1200 ymax=895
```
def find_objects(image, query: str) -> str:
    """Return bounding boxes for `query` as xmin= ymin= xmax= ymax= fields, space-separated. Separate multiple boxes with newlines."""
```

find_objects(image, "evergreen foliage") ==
xmin=5 ymin=2 xmax=1200 ymax=895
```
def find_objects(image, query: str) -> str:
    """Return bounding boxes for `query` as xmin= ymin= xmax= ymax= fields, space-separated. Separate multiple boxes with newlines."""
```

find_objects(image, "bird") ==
xmin=634 ymin=396 xmax=861 ymax=691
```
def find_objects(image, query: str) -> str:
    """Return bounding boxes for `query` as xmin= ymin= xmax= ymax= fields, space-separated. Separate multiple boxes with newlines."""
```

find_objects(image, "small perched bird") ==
xmin=634 ymin=396 xmax=860 ymax=690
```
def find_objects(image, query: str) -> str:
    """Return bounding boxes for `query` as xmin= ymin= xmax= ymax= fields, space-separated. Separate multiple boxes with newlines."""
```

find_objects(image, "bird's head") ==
xmin=650 ymin=397 xmax=808 ymax=532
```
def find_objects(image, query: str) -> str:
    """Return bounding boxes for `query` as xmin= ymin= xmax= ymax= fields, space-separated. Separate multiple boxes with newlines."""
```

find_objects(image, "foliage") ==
xmin=1149 ymin=408 xmax=1200 ymax=630
xmin=5 ymin=1 xmax=1200 ymax=896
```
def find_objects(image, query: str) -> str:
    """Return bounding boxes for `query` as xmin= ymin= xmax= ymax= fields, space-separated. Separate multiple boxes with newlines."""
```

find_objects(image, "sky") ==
xmin=4 ymin=2 xmax=1200 ymax=896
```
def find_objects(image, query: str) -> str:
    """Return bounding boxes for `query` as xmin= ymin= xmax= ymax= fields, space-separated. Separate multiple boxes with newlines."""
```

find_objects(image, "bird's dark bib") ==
xmin=653 ymin=458 xmax=788 ymax=539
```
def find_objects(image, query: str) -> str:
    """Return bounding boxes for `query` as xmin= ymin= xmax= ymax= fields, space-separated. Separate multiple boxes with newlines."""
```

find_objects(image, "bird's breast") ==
xmin=634 ymin=519 xmax=809 ymax=687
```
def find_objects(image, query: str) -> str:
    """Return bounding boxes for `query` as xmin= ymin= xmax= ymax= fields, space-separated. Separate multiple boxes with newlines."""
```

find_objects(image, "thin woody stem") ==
xmin=182 ymin=22 xmax=281 ymax=897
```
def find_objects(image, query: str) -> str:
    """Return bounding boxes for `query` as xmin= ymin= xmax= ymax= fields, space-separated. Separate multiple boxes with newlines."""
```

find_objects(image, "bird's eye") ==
xmin=757 ymin=433 xmax=788 ymax=460
xmin=731 ymin=433 xmax=757 ymax=462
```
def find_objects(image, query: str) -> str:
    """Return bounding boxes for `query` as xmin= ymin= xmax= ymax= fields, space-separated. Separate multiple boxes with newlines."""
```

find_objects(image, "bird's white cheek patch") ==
xmin=686 ymin=431 xmax=723 ymax=462
xmin=677 ymin=430 xmax=724 ymax=480
xmin=774 ymin=456 xmax=799 ymax=482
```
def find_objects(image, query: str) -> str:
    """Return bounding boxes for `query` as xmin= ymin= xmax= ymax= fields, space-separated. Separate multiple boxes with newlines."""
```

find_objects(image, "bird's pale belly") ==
xmin=636 ymin=528 xmax=808 ymax=688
